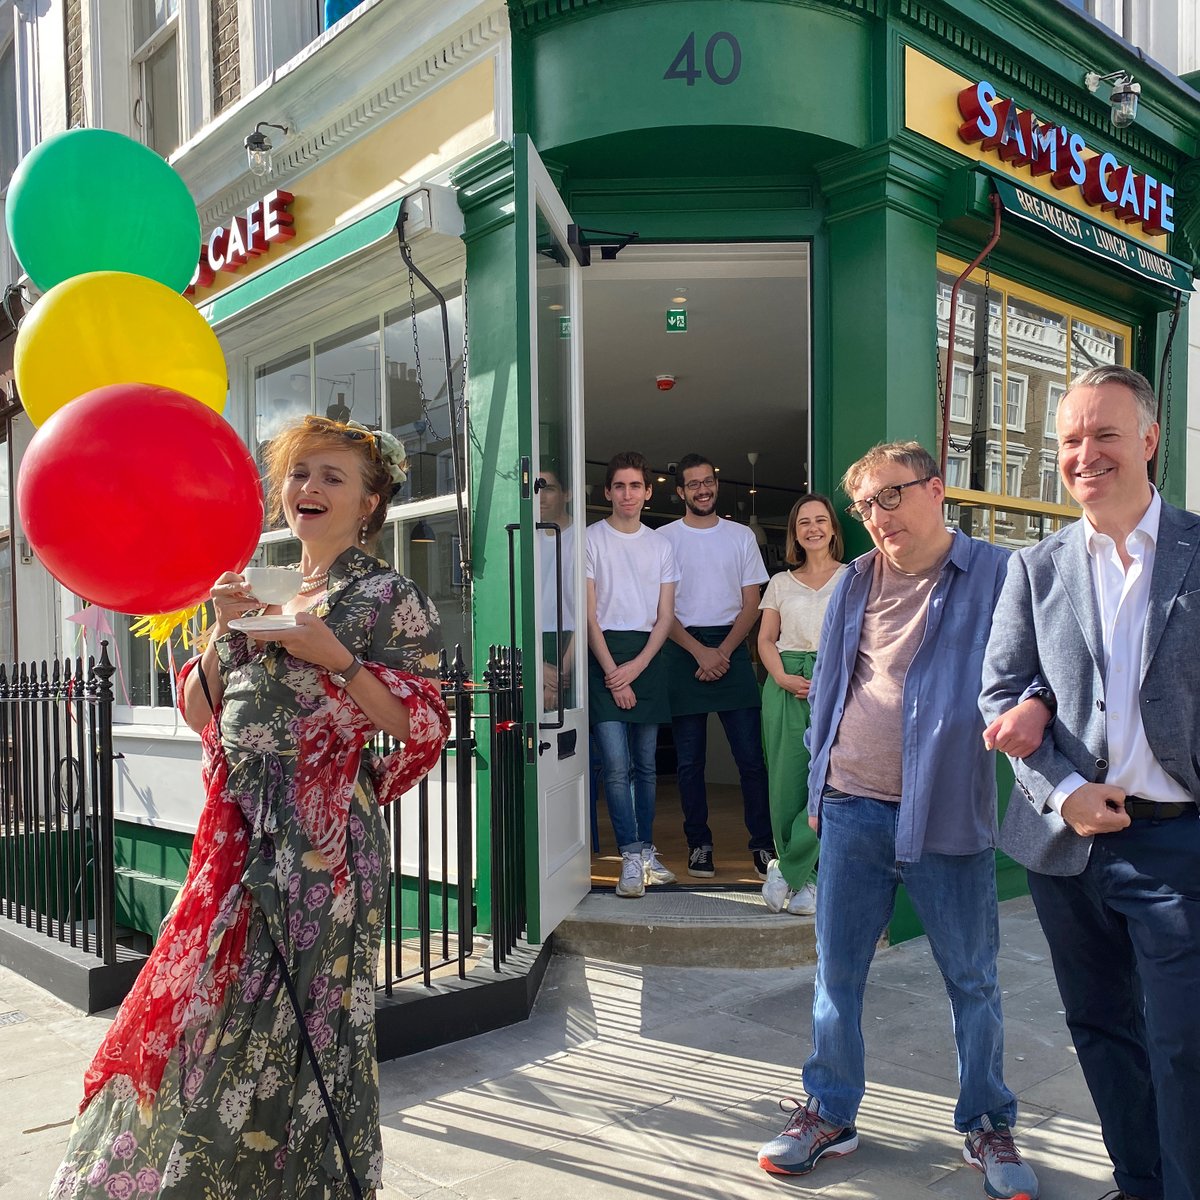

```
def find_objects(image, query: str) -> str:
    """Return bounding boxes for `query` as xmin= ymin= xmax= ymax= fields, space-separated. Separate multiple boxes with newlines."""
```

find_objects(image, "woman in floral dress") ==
xmin=49 ymin=416 xmax=449 ymax=1199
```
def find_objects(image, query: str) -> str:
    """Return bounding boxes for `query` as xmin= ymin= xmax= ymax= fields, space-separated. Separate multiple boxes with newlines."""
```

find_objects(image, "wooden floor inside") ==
xmin=591 ymin=781 xmax=768 ymax=890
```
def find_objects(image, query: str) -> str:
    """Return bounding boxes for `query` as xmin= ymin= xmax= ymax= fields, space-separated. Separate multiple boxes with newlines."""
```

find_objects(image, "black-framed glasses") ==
xmin=682 ymin=476 xmax=717 ymax=493
xmin=303 ymin=414 xmax=380 ymax=458
xmin=845 ymin=475 xmax=934 ymax=522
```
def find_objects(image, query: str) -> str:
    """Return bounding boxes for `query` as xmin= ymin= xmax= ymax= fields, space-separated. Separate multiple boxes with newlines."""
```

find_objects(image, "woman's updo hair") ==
xmin=263 ymin=418 xmax=394 ymax=544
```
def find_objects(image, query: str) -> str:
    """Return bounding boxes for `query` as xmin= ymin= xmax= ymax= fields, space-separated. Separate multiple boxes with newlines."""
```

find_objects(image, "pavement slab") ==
xmin=2 ymin=897 xmax=1118 ymax=1200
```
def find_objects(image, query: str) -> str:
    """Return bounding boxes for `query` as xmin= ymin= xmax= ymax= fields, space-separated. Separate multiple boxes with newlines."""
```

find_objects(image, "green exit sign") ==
xmin=666 ymin=308 xmax=688 ymax=333
xmin=559 ymin=315 xmax=572 ymax=339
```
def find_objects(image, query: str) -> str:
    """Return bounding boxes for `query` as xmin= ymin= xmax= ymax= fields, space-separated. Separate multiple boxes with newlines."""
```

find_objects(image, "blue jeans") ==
xmin=1028 ymin=813 xmax=1200 ymax=1200
xmin=803 ymin=793 xmax=1016 ymax=1133
xmin=592 ymin=721 xmax=659 ymax=854
xmin=672 ymin=707 xmax=774 ymax=851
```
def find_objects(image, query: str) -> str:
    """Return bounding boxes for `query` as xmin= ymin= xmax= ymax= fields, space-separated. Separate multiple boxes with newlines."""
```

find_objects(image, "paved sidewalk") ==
xmin=2 ymin=896 xmax=1113 ymax=1199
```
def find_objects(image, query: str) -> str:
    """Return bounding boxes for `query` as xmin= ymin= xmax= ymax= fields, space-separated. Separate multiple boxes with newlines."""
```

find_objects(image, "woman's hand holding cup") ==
xmin=210 ymin=571 xmax=257 ymax=635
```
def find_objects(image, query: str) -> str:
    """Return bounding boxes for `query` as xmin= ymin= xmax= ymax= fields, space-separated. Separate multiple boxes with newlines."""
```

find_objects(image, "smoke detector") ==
xmin=656 ymin=374 xmax=676 ymax=391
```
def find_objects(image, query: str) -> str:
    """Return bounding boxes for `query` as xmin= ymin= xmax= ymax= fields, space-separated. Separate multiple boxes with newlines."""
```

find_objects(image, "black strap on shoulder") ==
xmin=195 ymin=666 xmax=217 ymax=716
xmin=271 ymin=939 xmax=365 ymax=1200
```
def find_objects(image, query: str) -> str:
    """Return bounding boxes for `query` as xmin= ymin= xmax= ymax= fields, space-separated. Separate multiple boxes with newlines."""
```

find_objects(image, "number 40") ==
xmin=664 ymin=32 xmax=742 ymax=86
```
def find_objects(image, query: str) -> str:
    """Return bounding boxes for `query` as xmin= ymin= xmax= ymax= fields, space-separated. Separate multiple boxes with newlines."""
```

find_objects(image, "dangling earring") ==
xmin=359 ymin=520 xmax=368 ymax=543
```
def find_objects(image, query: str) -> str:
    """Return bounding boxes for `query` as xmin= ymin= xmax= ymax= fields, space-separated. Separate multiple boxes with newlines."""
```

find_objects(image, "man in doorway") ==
xmin=587 ymin=451 xmax=679 ymax=897
xmin=981 ymin=365 xmax=1200 ymax=1200
xmin=758 ymin=441 xmax=1048 ymax=1200
xmin=660 ymin=454 xmax=774 ymax=879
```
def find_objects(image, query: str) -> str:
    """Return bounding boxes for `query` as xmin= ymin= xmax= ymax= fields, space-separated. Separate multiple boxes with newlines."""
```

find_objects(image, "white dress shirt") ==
xmin=1049 ymin=488 xmax=1193 ymax=814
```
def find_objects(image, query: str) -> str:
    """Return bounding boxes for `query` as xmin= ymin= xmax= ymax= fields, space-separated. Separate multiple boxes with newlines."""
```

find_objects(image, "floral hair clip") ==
xmin=345 ymin=420 xmax=408 ymax=492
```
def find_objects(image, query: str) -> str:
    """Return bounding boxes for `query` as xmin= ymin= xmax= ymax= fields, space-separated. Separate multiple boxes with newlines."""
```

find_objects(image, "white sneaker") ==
xmin=642 ymin=845 xmax=676 ymax=885
xmin=787 ymin=883 xmax=817 ymax=916
xmin=615 ymin=851 xmax=645 ymax=898
xmin=762 ymin=859 xmax=791 ymax=912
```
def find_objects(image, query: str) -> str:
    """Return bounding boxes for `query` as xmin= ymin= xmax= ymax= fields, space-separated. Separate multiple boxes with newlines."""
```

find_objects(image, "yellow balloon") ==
xmin=14 ymin=271 xmax=227 ymax=427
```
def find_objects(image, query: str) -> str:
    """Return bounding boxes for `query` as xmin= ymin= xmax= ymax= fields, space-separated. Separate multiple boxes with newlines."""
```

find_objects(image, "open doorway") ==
xmin=582 ymin=242 xmax=812 ymax=889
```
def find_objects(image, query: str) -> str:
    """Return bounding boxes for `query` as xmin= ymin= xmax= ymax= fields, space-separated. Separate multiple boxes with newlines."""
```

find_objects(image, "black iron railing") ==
xmin=0 ymin=637 xmax=526 ymax=993
xmin=376 ymin=642 xmax=526 ymax=992
xmin=0 ymin=643 xmax=117 ymax=964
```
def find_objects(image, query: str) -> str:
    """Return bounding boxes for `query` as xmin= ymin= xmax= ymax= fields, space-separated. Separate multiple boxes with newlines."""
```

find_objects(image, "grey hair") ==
xmin=1068 ymin=366 xmax=1157 ymax=437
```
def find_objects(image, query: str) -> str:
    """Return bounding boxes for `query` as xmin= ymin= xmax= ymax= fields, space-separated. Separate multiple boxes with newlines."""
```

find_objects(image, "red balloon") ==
xmin=18 ymin=384 xmax=263 ymax=614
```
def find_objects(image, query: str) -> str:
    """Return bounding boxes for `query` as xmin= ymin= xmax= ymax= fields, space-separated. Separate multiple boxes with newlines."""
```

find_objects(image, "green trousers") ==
xmin=760 ymin=650 xmax=819 ymax=891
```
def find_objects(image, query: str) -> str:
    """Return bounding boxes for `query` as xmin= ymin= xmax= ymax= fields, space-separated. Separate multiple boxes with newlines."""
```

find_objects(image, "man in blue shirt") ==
xmin=756 ymin=442 xmax=1050 ymax=1200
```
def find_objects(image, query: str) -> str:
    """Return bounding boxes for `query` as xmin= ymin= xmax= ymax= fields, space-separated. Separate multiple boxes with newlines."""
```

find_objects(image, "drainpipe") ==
xmin=941 ymin=193 xmax=1003 ymax=479
xmin=1149 ymin=288 xmax=1183 ymax=486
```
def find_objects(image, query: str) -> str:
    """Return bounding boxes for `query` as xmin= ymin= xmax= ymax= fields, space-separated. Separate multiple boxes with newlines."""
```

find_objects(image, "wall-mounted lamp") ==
xmin=244 ymin=121 xmax=289 ymax=177
xmin=410 ymin=519 xmax=437 ymax=545
xmin=1084 ymin=69 xmax=1141 ymax=128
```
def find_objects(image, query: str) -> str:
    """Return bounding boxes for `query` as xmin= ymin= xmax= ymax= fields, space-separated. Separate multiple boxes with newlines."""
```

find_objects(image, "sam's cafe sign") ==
xmin=956 ymin=81 xmax=1174 ymax=236
xmin=187 ymin=189 xmax=295 ymax=293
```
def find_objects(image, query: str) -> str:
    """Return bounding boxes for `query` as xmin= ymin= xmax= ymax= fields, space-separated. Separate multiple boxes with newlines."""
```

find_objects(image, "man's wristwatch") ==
xmin=329 ymin=656 xmax=363 ymax=688
xmin=1029 ymin=687 xmax=1056 ymax=715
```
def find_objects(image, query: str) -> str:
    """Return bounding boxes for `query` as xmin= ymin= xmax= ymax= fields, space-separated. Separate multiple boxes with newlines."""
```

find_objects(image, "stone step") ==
xmin=554 ymin=887 xmax=817 ymax=969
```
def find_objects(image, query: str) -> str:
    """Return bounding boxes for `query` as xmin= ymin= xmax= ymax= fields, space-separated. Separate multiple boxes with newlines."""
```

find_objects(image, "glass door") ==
xmin=525 ymin=142 xmax=590 ymax=938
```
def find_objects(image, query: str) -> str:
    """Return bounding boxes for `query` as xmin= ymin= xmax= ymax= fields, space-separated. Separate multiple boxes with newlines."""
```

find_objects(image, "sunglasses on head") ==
xmin=303 ymin=415 xmax=380 ymax=458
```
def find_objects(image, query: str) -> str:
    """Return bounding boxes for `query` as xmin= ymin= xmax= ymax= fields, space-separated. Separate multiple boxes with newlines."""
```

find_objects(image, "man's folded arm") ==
xmin=981 ymin=553 xmax=1080 ymax=814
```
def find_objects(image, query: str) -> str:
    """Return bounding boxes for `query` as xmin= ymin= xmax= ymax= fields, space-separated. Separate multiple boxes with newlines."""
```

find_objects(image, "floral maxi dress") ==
xmin=48 ymin=548 xmax=450 ymax=1200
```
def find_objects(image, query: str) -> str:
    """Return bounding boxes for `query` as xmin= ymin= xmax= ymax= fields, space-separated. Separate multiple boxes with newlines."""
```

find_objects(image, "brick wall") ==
xmin=64 ymin=0 xmax=84 ymax=127
xmin=211 ymin=0 xmax=241 ymax=114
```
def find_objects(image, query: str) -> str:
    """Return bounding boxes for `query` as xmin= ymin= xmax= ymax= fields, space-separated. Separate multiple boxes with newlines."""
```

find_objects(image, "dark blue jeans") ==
xmin=672 ymin=706 xmax=773 ymax=851
xmin=1027 ymin=813 xmax=1200 ymax=1200
xmin=803 ymin=793 xmax=1015 ymax=1132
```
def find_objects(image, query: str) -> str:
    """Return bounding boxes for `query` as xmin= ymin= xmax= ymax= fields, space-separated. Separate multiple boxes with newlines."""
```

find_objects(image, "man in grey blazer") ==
xmin=981 ymin=365 xmax=1200 ymax=1200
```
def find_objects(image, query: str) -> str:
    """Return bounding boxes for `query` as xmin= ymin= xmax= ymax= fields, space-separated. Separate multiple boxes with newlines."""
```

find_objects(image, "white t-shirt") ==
xmin=759 ymin=565 xmax=847 ymax=652
xmin=658 ymin=518 xmax=768 ymax=627
xmin=538 ymin=521 xmax=576 ymax=633
xmin=586 ymin=519 xmax=679 ymax=632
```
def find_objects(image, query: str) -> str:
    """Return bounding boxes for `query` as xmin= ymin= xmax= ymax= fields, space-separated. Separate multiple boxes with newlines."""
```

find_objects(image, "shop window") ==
xmin=114 ymin=284 xmax=467 ymax=717
xmin=132 ymin=0 xmax=181 ymax=158
xmin=936 ymin=256 xmax=1129 ymax=548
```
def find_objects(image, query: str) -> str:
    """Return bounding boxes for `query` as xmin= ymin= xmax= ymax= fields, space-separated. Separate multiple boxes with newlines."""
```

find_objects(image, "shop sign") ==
xmin=957 ymin=81 xmax=1173 ymax=236
xmin=666 ymin=308 xmax=688 ymax=333
xmin=187 ymin=189 xmax=296 ymax=293
xmin=991 ymin=176 xmax=1193 ymax=292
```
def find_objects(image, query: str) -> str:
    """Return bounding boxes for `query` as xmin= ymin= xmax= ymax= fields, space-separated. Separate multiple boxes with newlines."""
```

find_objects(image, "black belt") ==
xmin=1124 ymin=797 xmax=1198 ymax=821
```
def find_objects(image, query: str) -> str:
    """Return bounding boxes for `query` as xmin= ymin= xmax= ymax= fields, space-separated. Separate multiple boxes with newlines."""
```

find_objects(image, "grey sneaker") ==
xmin=615 ymin=851 xmax=645 ymax=898
xmin=787 ymin=882 xmax=818 ymax=916
xmin=757 ymin=1096 xmax=858 ymax=1176
xmin=963 ymin=1115 xmax=1039 ymax=1199
xmin=762 ymin=859 xmax=790 ymax=912
xmin=642 ymin=845 xmax=676 ymax=885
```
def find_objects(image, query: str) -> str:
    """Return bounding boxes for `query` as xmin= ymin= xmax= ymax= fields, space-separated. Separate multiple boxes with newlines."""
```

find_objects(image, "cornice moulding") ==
xmin=170 ymin=0 xmax=509 ymax=232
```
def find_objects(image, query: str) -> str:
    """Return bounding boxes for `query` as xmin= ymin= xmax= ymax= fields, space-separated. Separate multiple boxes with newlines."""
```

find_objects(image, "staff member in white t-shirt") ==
xmin=586 ymin=450 xmax=680 ymax=899
xmin=660 ymin=453 xmax=774 ymax=880
xmin=758 ymin=494 xmax=846 ymax=916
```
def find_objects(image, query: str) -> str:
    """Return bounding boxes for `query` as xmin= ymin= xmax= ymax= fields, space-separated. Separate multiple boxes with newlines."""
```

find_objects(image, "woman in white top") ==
xmin=757 ymin=493 xmax=846 ymax=916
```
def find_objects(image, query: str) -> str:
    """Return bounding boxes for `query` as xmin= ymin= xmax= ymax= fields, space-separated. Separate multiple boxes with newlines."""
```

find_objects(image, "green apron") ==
xmin=665 ymin=625 xmax=761 ymax=717
xmin=588 ymin=630 xmax=670 ymax=725
xmin=761 ymin=649 xmax=820 ymax=891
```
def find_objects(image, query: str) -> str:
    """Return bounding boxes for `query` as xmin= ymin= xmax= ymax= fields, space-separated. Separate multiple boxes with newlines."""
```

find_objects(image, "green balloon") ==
xmin=5 ymin=129 xmax=200 ymax=294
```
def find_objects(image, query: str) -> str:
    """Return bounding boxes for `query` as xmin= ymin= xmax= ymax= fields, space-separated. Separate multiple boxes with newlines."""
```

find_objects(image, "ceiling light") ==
xmin=671 ymin=295 xmax=688 ymax=305
xmin=548 ymin=303 xmax=564 ymax=311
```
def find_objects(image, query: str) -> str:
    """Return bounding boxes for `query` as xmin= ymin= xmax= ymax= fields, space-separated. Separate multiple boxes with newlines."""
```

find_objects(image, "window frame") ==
xmin=936 ymin=252 xmax=1132 ymax=540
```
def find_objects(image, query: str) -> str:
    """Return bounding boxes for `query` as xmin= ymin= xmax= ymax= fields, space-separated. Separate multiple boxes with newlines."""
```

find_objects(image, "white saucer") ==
xmin=229 ymin=615 xmax=299 ymax=633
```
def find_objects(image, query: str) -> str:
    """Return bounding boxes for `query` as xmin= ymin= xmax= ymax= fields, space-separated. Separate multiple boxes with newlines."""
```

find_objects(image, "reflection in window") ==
xmin=936 ymin=261 xmax=1128 ymax=547
xmin=0 ymin=38 xmax=17 ymax=193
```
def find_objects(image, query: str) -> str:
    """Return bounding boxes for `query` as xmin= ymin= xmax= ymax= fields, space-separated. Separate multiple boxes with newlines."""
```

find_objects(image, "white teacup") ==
xmin=242 ymin=566 xmax=302 ymax=605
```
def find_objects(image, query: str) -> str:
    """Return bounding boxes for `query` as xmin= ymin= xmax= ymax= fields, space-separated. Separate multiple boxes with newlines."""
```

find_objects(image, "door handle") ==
xmin=536 ymin=520 xmax=566 ymax=731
